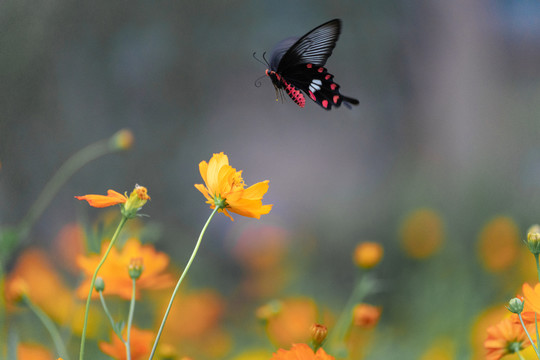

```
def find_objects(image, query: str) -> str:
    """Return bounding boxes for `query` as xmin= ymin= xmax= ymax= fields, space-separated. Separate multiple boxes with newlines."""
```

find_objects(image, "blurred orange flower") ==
xmin=419 ymin=337 xmax=456 ymax=360
xmin=353 ymin=242 xmax=383 ymax=269
xmin=484 ymin=317 xmax=532 ymax=360
xmin=195 ymin=152 xmax=272 ymax=221
xmin=75 ymin=189 xmax=128 ymax=208
xmin=17 ymin=343 xmax=53 ymax=360
xmin=5 ymin=249 xmax=75 ymax=324
xmin=265 ymin=297 xmax=318 ymax=348
xmin=477 ymin=216 xmax=520 ymax=272
xmin=400 ymin=208 xmax=444 ymax=259
xmin=99 ymin=327 xmax=154 ymax=360
xmin=271 ymin=343 xmax=334 ymax=360
xmin=77 ymin=238 xmax=173 ymax=299
xmin=352 ymin=303 xmax=382 ymax=329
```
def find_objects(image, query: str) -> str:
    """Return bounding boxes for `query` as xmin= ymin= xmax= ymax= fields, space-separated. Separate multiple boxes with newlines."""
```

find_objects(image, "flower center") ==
xmin=231 ymin=172 xmax=245 ymax=191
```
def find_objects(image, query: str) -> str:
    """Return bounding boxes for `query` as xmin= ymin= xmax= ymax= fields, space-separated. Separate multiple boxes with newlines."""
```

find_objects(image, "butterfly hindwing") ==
xmin=281 ymin=64 xmax=359 ymax=110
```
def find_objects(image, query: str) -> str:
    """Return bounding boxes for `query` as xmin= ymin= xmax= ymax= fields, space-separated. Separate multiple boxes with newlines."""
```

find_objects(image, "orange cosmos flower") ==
xmin=99 ymin=327 xmax=154 ymax=360
xmin=484 ymin=317 xmax=532 ymax=360
xmin=75 ymin=185 xmax=150 ymax=218
xmin=271 ymin=343 xmax=335 ymax=360
xmin=77 ymin=238 xmax=173 ymax=299
xmin=522 ymin=282 xmax=540 ymax=315
xmin=194 ymin=152 xmax=272 ymax=221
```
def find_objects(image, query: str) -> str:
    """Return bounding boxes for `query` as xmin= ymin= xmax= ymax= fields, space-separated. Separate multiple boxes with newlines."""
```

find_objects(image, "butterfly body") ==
xmin=265 ymin=19 xmax=359 ymax=110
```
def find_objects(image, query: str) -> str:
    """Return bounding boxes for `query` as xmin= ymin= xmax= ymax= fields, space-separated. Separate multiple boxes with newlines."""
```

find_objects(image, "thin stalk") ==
xmin=98 ymin=291 xmax=123 ymax=340
xmin=519 ymin=313 xmax=540 ymax=358
xmin=18 ymin=138 xmax=117 ymax=240
xmin=79 ymin=216 xmax=128 ymax=360
xmin=147 ymin=207 xmax=219 ymax=360
xmin=125 ymin=278 xmax=137 ymax=360
xmin=24 ymin=296 xmax=69 ymax=360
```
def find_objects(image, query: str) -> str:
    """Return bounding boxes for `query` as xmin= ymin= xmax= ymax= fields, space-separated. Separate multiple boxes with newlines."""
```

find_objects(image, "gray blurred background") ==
xmin=2 ymin=0 xmax=540 ymax=357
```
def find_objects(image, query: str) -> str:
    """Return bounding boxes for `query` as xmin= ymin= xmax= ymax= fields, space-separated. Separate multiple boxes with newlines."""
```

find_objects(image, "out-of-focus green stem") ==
xmin=326 ymin=273 xmax=376 ymax=357
xmin=24 ymin=296 xmax=69 ymax=360
xmin=80 ymin=216 xmax=128 ymax=360
xmin=18 ymin=133 xmax=126 ymax=241
xmin=148 ymin=207 xmax=219 ymax=360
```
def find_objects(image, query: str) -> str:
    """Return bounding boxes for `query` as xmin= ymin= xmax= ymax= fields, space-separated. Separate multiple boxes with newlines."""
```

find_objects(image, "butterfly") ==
xmin=263 ymin=19 xmax=359 ymax=110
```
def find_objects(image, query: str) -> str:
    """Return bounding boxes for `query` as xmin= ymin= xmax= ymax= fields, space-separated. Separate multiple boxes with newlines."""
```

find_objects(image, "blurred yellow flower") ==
xmin=77 ymin=238 xmax=173 ymax=300
xmin=477 ymin=216 xmax=520 ymax=272
xmin=399 ymin=208 xmax=444 ymax=259
xmin=420 ymin=337 xmax=456 ymax=360
xmin=195 ymin=152 xmax=272 ymax=221
xmin=99 ymin=327 xmax=154 ymax=360
xmin=484 ymin=317 xmax=532 ymax=360
xmin=352 ymin=303 xmax=382 ymax=329
xmin=232 ymin=349 xmax=273 ymax=360
xmin=353 ymin=242 xmax=383 ymax=269
xmin=265 ymin=297 xmax=318 ymax=348
xmin=271 ymin=343 xmax=335 ymax=360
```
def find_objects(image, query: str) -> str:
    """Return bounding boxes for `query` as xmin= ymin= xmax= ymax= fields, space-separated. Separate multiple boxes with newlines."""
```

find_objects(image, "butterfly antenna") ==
xmin=262 ymin=51 xmax=269 ymax=66
xmin=254 ymin=74 xmax=266 ymax=88
xmin=252 ymin=52 xmax=269 ymax=67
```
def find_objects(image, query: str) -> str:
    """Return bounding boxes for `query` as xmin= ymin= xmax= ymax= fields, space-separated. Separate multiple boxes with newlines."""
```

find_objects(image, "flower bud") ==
xmin=122 ymin=184 xmax=150 ymax=218
xmin=110 ymin=129 xmax=134 ymax=151
xmin=128 ymin=257 xmax=144 ymax=280
xmin=94 ymin=276 xmax=105 ymax=292
xmin=527 ymin=225 xmax=540 ymax=255
xmin=310 ymin=323 xmax=328 ymax=347
xmin=6 ymin=277 xmax=30 ymax=304
xmin=506 ymin=297 xmax=524 ymax=314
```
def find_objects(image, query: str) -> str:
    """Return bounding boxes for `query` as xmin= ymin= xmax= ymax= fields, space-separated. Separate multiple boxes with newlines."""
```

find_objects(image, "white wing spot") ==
xmin=309 ymin=79 xmax=322 ymax=93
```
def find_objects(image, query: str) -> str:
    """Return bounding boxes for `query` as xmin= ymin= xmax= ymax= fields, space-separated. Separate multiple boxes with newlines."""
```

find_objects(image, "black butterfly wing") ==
xmin=276 ymin=19 xmax=341 ymax=73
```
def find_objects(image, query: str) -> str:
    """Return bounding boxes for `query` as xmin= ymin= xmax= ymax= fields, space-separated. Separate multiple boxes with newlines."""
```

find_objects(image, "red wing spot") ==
xmin=333 ymin=95 xmax=340 ymax=104
xmin=318 ymin=67 xmax=324 ymax=73
xmin=330 ymin=83 xmax=337 ymax=90
xmin=309 ymin=91 xmax=316 ymax=101
xmin=325 ymin=74 xmax=331 ymax=80
xmin=322 ymin=100 xmax=329 ymax=108
xmin=307 ymin=64 xmax=313 ymax=68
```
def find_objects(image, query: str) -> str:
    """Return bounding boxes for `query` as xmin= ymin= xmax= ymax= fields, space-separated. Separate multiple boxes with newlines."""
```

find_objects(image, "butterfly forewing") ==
xmin=277 ymin=19 xmax=341 ymax=72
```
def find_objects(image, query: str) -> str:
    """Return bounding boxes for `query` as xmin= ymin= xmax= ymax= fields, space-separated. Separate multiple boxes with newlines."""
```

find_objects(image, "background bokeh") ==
xmin=3 ymin=0 xmax=540 ymax=359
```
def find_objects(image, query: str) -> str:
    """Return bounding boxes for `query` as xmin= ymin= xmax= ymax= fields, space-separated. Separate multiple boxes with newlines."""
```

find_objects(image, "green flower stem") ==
xmin=18 ymin=136 xmax=121 ymax=241
xmin=148 ymin=207 xmax=219 ymax=360
xmin=24 ymin=296 xmax=69 ymax=360
xmin=80 ymin=215 xmax=128 ymax=360
xmin=326 ymin=273 xmax=377 ymax=356
xmin=517 ymin=350 xmax=525 ymax=360
xmin=535 ymin=254 xmax=540 ymax=283
xmin=98 ymin=291 xmax=123 ymax=340
xmin=125 ymin=278 xmax=137 ymax=360
xmin=519 ymin=313 xmax=540 ymax=358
